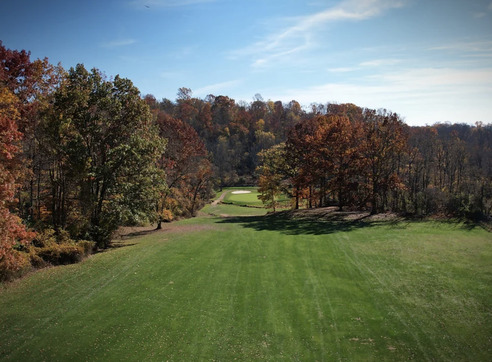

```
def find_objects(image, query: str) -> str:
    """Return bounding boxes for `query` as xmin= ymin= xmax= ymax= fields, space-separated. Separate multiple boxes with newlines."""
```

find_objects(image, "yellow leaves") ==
xmin=255 ymin=119 xmax=265 ymax=131
xmin=0 ymin=87 xmax=20 ymax=120
xmin=160 ymin=209 xmax=173 ymax=222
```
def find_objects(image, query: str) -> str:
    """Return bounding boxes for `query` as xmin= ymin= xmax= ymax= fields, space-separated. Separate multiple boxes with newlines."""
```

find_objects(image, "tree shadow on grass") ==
xmin=217 ymin=210 xmax=378 ymax=236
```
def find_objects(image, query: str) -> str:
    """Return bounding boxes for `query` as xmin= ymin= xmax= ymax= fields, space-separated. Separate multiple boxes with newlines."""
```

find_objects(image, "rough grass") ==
xmin=0 ymin=206 xmax=491 ymax=361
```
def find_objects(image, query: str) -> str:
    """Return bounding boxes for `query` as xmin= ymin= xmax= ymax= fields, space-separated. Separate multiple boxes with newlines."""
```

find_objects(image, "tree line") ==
xmin=1 ymin=42 xmax=491 ymax=279
xmin=256 ymin=104 xmax=492 ymax=218
xmin=0 ymin=44 xmax=214 ymax=279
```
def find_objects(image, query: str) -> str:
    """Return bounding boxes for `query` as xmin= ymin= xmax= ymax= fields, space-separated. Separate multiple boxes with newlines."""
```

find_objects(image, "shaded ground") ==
xmin=218 ymin=206 xmax=488 ymax=236
xmin=116 ymin=206 xmax=486 ymax=241
xmin=218 ymin=207 xmax=402 ymax=236
xmin=281 ymin=206 xmax=401 ymax=222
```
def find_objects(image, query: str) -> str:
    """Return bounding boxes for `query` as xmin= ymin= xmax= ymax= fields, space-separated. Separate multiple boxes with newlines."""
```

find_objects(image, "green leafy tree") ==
xmin=45 ymin=64 xmax=165 ymax=247
xmin=256 ymin=143 xmax=288 ymax=212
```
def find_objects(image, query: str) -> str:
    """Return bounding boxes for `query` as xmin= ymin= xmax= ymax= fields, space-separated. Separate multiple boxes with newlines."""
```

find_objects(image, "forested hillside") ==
xmin=146 ymin=89 xmax=492 ymax=219
xmin=1 ymin=43 xmax=491 ymax=280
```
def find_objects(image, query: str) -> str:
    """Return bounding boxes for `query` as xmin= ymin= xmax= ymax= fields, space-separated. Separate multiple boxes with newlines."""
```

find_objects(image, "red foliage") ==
xmin=0 ymin=43 xmax=39 ymax=274
xmin=155 ymin=112 xmax=208 ymax=188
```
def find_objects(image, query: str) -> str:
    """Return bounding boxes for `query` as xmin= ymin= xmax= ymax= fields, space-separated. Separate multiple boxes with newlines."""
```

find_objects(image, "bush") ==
xmin=30 ymin=229 xmax=95 ymax=267
xmin=0 ymin=252 xmax=31 ymax=282
xmin=31 ymin=229 xmax=57 ymax=248
xmin=77 ymin=240 xmax=95 ymax=256
xmin=28 ymin=251 xmax=49 ymax=268
xmin=36 ymin=244 xmax=84 ymax=265
xmin=1 ymin=228 xmax=95 ymax=282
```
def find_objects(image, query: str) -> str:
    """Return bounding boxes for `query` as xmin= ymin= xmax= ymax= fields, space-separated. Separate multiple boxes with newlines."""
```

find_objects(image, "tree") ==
xmin=0 ymin=87 xmax=35 ymax=276
xmin=0 ymin=41 xmax=62 ymax=222
xmin=153 ymin=110 xmax=212 ymax=224
xmin=256 ymin=143 xmax=289 ymax=212
xmin=285 ymin=116 xmax=326 ymax=208
xmin=44 ymin=64 xmax=165 ymax=247
xmin=318 ymin=114 xmax=363 ymax=209
xmin=362 ymin=109 xmax=407 ymax=214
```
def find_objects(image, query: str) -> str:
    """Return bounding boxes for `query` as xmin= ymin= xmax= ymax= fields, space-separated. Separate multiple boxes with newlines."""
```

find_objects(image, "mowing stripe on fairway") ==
xmin=0 ymin=211 xmax=491 ymax=361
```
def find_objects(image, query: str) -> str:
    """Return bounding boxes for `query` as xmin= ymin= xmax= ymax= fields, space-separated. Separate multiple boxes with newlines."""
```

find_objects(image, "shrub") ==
xmin=31 ymin=229 xmax=57 ymax=248
xmin=77 ymin=240 xmax=95 ymax=256
xmin=28 ymin=251 xmax=48 ymax=269
xmin=29 ymin=229 xmax=95 ymax=267
xmin=1 ymin=228 xmax=96 ymax=282
xmin=36 ymin=244 xmax=84 ymax=265
xmin=0 ymin=252 xmax=31 ymax=282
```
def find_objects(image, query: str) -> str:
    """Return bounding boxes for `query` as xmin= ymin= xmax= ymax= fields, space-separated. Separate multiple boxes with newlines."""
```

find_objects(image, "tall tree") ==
xmin=44 ymin=64 xmax=165 ymax=247
xmin=151 ymin=108 xmax=212 ymax=224
xmin=0 ymin=87 xmax=35 ymax=275
xmin=318 ymin=114 xmax=363 ymax=209
xmin=0 ymin=41 xmax=62 ymax=221
xmin=362 ymin=109 xmax=407 ymax=214
xmin=256 ymin=143 xmax=289 ymax=212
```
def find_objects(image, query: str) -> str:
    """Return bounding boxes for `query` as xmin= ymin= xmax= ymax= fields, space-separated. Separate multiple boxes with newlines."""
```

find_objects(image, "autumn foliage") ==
xmin=275 ymin=109 xmax=407 ymax=212
xmin=0 ymin=82 xmax=35 ymax=277
xmin=1 ymin=42 xmax=492 ymax=281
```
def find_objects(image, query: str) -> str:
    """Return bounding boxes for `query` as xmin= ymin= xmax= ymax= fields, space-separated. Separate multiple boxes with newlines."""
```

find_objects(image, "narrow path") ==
xmin=211 ymin=190 xmax=228 ymax=206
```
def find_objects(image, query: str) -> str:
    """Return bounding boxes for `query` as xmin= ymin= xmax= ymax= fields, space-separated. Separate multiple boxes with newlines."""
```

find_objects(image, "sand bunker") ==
xmin=231 ymin=190 xmax=252 ymax=194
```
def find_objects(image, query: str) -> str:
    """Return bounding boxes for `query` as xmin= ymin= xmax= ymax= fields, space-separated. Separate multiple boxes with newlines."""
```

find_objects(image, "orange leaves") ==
xmin=285 ymin=106 xmax=408 ymax=211
xmin=0 ymin=87 xmax=35 ymax=277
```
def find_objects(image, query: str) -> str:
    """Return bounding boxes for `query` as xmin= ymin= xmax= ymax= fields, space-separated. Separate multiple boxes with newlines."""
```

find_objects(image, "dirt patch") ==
xmin=114 ymin=225 xmax=156 ymax=240
xmin=211 ymin=191 xmax=228 ymax=206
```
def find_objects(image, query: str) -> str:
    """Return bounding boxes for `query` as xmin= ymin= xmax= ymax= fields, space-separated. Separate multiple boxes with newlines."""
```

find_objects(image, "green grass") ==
xmin=219 ymin=187 xmax=290 ymax=209
xmin=1 ymin=208 xmax=491 ymax=361
xmin=222 ymin=187 xmax=264 ymax=207
xmin=202 ymin=202 xmax=268 ymax=216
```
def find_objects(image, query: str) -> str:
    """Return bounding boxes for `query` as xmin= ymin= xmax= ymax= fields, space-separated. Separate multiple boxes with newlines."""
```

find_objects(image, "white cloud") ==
xmin=251 ymin=43 xmax=312 ymax=69
xmin=130 ymin=0 xmax=215 ymax=7
xmin=430 ymin=40 xmax=492 ymax=52
xmin=100 ymin=39 xmax=136 ymax=48
xmin=328 ymin=67 xmax=358 ymax=73
xmin=359 ymin=58 xmax=401 ymax=67
xmin=194 ymin=79 xmax=242 ymax=96
xmin=429 ymin=40 xmax=492 ymax=62
xmin=273 ymin=67 xmax=492 ymax=125
xmin=231 ymin=0 xmax=407 ymax=68
xmin=370 ymin=67 xmax=492 ymax=89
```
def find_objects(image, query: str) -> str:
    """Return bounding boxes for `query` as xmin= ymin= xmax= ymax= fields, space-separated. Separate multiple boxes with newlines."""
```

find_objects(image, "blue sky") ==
xmin=1 ymin=0 xmax=491 ymax=125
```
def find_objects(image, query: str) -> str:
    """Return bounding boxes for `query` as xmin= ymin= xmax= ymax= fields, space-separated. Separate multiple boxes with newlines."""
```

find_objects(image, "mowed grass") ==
xmin=220 ymin=187 xmax=290 ymax=209
xmin=0 ymin=207 xmax=491 ymax=361
xmin=222 ymin=187 xmax=264 ymax=207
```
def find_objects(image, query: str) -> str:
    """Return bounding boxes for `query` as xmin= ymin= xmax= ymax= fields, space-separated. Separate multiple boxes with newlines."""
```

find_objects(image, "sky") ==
xmin=1 ymin=0 xmax=491 ymax=126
